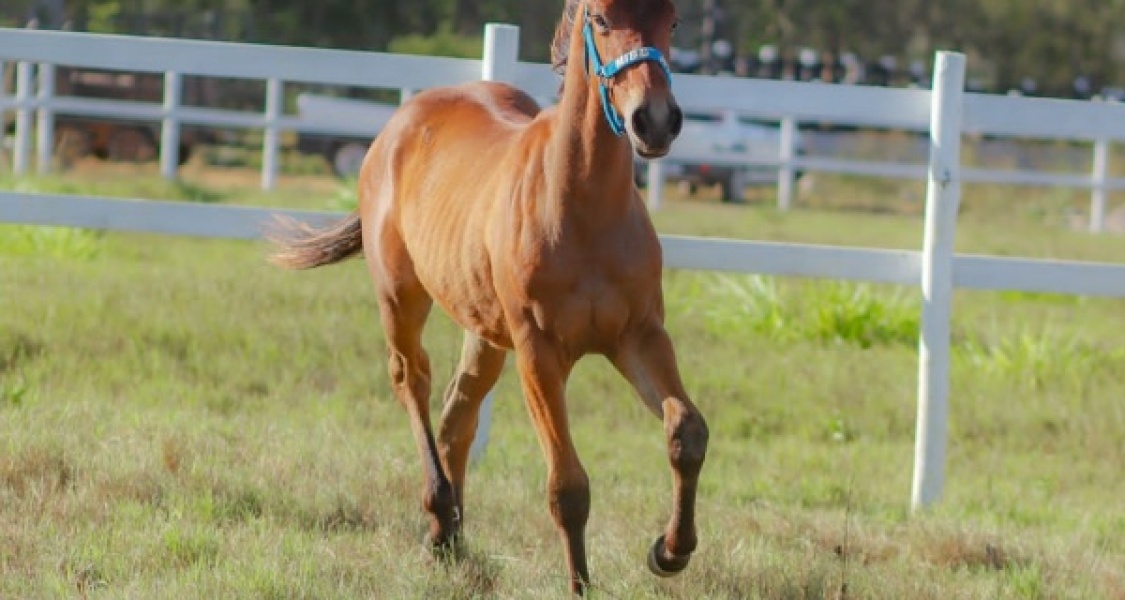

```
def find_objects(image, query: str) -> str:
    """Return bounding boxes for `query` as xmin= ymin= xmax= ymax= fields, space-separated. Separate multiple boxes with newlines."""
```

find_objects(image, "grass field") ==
xmin=2 ymin=162 xmax=1124 ymax=598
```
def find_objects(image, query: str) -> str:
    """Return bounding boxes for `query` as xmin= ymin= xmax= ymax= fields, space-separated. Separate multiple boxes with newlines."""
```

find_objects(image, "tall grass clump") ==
xmin=0 ymin=178 xmax=102 ymax=259
xmin=675 ymin=274 xmax=920 ymax=348
xmin=0 ymin=225 xmax=103 ymax=259
xmin=697 ymin=274 xmax=791 ymax=339
xmin=957 ymin=327 xmax=1124 ymax=390
xmin=806 ymin=283 xmax=920 ymax=348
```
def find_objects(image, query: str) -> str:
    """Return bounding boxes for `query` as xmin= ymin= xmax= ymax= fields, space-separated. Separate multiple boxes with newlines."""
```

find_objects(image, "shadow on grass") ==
xmin=645 ymin=558 xmax=838 ymax=600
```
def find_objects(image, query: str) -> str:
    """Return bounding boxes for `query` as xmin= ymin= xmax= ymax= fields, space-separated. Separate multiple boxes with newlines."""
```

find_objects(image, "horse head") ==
xmin=582 ymin=0 xmax=683 ymax=158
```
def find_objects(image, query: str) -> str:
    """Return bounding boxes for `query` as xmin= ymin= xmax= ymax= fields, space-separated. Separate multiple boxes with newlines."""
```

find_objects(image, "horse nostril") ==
xmin=669 ymin=106 xmax=683 ymax=137
xmin=631 ymin=108 xmax=651 ymax=138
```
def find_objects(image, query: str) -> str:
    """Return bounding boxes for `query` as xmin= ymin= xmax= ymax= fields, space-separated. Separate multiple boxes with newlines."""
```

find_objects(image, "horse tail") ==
xmin=268 ymin=211 xmax=363 ymax=270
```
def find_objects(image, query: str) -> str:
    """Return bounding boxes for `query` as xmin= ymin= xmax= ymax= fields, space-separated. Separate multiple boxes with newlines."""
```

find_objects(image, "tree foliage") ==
xmin=12 ymin=0 xmax=1125 ymax=96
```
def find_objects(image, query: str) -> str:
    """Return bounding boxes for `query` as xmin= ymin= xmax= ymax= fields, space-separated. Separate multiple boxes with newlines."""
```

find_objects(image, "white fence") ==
xmin=2 ymin=26 xmax=1125 ymax=511
xmin=2 ymin=27 xmax=1123 ymax=231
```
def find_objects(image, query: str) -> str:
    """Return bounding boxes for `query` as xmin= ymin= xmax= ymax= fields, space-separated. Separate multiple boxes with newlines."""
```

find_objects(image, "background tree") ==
xmin=4 ymin=0 xmax=1125 ymax=96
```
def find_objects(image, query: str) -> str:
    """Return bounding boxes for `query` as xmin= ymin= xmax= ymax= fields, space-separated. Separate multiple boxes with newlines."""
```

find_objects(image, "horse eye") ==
xmin=592 ymin=14 xmax=610 ymax=31
xmin=671 ymin=19 xmax=680 ymax=33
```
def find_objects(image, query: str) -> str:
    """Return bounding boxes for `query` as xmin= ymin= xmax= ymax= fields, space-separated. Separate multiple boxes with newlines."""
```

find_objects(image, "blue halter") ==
xmin=582 ymin=7 xmax=673 ymax=137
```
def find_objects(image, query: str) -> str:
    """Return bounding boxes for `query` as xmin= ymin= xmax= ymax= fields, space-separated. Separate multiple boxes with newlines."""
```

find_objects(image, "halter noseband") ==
xmin=582 ymin=6 xmax=673 ymax=137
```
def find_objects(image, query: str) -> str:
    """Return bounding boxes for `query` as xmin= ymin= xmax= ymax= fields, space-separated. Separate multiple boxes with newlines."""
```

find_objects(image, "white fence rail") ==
xmin=3 ymin=26 xmax=1125 ymax=512
xmin=0 ymin=27 xmax=485 ymax=189
xmin=6 ymin=190 xmax=1122 ymax=296
xmin=2 ymin=27 xmax=1122 ymax=231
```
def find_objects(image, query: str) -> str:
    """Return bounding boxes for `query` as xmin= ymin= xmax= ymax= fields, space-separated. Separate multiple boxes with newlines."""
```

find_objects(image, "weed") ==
xmin=1005 ymin=563 xmax=1046 ymax=599
xmin=0 ymin=225 xmax=103 ymax=259
xmin=162 ymin=526 xmax=221 ymax=568
xmin=689 ymin=274 xmax=920 ymax=348
xmin=807 ymin=283 xmax=919 ymax=348
xmin=957 ymin=328 xmax=1121 ymax=389
xmin=0 ymin=378 xmax=29 ymax=407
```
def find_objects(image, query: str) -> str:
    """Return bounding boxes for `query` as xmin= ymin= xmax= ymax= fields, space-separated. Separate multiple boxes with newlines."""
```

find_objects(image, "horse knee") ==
xmin=668 ymin=411 xmax=708 ymax=476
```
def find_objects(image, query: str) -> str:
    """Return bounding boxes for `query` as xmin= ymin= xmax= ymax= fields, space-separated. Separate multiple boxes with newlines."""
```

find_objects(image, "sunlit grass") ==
xmin=1 ymin=167 xmax=1123 ymax=598
xmin=0 ymin=225 xmax=103 ymax=259
xmin=667 ymin=274 xmax=920 ymax=348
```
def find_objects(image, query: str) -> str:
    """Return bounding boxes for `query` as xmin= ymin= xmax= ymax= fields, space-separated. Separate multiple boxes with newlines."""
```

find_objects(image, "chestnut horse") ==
xmin=271 ymin=0 xmax=708 ymax=593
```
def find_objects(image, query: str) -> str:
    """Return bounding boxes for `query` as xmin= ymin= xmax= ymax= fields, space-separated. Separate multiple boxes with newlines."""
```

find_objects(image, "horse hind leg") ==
xmin=436 ymin=332 xmax=506 ymax=538
xmin=373 ymin=268 xmax=461 ymax=551
xmin=610 ymin=321 xmax=709 ymax=577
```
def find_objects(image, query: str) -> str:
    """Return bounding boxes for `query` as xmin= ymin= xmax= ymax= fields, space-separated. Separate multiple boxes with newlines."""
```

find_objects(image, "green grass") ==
xmin=678 ymin=275 xmax=921 ymax=348
xmin=2 ymin=168 xmax=1124 ymax=598
xmin=0 ymin=171 xmax=225 ymax=204
xmin=0 ymin=225 xmax=103 ymax=259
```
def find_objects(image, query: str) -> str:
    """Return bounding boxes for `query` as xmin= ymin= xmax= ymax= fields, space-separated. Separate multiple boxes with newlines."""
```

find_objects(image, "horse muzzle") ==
xmin=627 ymin=97 xmax=683 ymax=159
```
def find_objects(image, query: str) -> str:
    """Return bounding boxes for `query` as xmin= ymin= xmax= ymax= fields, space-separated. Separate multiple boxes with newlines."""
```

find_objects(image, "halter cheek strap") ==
xmin=582 ymin=8 xmax=673 ymax=137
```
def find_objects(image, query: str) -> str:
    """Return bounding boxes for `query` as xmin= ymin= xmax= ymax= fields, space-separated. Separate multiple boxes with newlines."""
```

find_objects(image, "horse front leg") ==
xmin=611 ymin=320 xmax=709 ymax=577
xmin=512 ymin=335 xmax=590 ymax=595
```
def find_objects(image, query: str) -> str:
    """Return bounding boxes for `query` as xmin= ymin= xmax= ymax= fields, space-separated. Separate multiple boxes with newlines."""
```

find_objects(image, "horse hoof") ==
xmin=422 ymin=531 xmax=461 ymax=560
xmin=647 ymin=535 xmax=691 ymax=577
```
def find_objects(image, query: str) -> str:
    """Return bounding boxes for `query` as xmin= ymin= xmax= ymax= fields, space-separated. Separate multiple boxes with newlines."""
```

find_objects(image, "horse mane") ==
xmin=550 ymin=0 xmax=582 ymax=80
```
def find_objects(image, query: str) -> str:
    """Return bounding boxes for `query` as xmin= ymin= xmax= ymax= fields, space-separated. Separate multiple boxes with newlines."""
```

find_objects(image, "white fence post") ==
xmin=482 ymin=23 xmax=519 ymax=83
xmin=777 ymin=117 xmax=797 ymax=210
xmin=647 ymin=160 xmax=665 ymax=210
xmin=13 ymin=61 xmax=33 ymax=175
xmin=912 ymin=51 xmax=966 ymax=511
xmin=1090 ymin=139 xmax=1109 ymax=234
xmin=470 ymin=22 xmax=521 ymax=464
xmin=261 ymin=78 xmax=283 ymax=191
xmin=159 ymin=71 xmax=182 ymax=180
xmin=35 ymin=62 xmax=54 ymax=174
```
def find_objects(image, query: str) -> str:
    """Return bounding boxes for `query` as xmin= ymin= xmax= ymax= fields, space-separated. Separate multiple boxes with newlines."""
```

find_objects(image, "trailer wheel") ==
xmin=332 ymin=142 xmax=368 ymax=178
xmin=107 ymin=127 xmax=157 ymax=163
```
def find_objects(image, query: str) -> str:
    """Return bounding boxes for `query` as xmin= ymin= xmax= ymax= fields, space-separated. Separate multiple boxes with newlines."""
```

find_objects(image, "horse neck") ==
xmin=544 ymin=15 xmax=636 ymax=216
